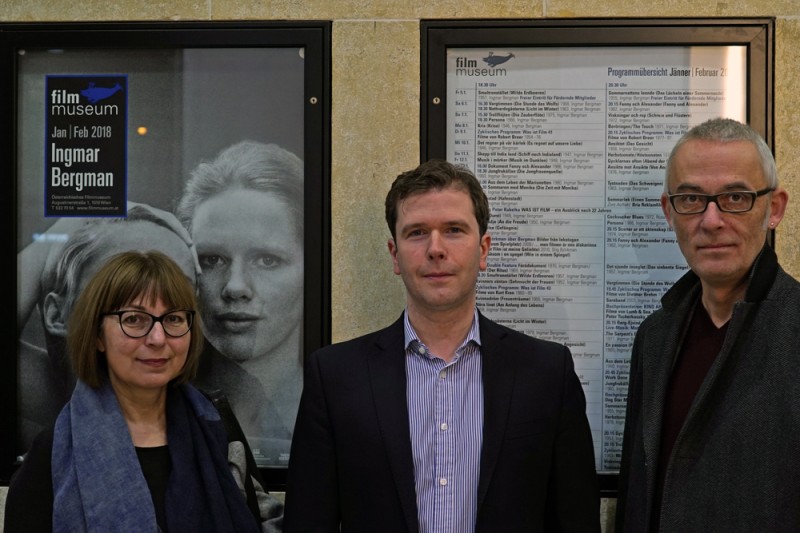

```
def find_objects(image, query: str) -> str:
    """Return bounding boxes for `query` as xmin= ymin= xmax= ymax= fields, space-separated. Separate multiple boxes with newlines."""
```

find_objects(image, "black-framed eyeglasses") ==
xmin=667 ymin=188 xmax=774 ymax=215
xmin=102 ymin=310 xmax=195 ymax=338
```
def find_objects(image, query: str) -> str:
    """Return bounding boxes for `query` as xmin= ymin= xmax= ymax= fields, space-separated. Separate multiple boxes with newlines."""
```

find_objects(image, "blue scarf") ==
xmin=52 ymin=380 xmax=260 ymax=533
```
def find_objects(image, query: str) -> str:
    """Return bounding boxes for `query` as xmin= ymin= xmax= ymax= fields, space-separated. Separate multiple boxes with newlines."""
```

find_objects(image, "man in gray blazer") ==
xmin=616 ymin=117 xmax=800 ymax=531
xmin=285 ymin=160 xmax=600 ymax=532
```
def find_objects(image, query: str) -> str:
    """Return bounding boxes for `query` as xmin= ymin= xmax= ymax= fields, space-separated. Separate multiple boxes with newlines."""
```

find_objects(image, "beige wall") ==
xmin=2 ymin=0 xmax=798 ymax=343
xmin=2 ymin=1 xmax=799 ymax=531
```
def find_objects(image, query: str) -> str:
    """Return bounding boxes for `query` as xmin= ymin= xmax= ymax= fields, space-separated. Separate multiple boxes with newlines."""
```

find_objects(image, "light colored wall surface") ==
xmin=4 ymin=0 xmax=798 ymax=344
xmin=2 ymin=2 xmax=799 ymax=532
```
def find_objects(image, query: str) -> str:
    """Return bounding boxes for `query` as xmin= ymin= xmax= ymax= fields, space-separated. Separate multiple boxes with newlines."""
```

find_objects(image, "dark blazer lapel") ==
xmin=368 ymin=317 xmax=419 ymax=533
xmin=640 ymin=285 xmax=698 ymax=511
xmin=475 ymin=314 xmax=514 ymax=511
xmin=641 ymin=312 xmax=676 ymax=456
xmin=640 ymin=311 xmax=677 ymax=506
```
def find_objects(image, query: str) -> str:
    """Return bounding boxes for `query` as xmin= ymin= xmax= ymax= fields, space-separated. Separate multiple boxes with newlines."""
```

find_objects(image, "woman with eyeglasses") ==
xmin=4 ymin=251 xmax=263 ymax=532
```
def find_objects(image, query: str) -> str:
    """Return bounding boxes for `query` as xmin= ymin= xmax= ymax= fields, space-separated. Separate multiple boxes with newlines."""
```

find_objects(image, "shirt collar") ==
xmin=403 ymin=308 xmax=482 ymax=356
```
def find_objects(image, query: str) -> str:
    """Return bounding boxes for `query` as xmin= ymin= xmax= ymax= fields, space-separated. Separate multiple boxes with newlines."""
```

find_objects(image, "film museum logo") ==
xmin=455 ymin=52 xmax=515 ymax=77
xmin=50 ymin=82 xmax=123 ymax=116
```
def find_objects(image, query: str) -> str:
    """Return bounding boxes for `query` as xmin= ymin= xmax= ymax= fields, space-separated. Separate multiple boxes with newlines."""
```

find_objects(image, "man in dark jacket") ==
xmin=616 ymin=117 xmax=800 ymax=531
xmin=285 ymin=160 xmax=600 ymax=532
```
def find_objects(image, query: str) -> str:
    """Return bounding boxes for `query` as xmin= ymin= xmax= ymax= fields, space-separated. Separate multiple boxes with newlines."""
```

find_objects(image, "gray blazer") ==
xmin=617 ymin=244 xmax=800 ymax=531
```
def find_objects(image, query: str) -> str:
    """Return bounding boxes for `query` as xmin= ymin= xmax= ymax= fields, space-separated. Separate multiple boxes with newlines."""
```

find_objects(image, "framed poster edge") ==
xmin=0 ymin=21 xmax=332 ymax=493
xmin=420 ymin=17 xmax=774 ymax=499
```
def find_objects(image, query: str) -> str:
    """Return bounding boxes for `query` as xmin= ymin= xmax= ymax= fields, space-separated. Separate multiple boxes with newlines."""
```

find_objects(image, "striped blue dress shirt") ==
xmin=404 ymin=310 xmax=483 ymax=533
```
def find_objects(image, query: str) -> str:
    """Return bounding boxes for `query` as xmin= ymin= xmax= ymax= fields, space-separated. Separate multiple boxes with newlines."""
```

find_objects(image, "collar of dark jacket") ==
xmin=662 ymin=241 xmax=778 ymax=307
xmin=743 ymin=241 xmax=779 ymax=301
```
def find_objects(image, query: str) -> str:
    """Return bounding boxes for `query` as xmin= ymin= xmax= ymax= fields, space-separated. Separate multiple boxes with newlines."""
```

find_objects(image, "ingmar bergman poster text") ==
xmin=45 ymin=75 xmax=127 ymax=217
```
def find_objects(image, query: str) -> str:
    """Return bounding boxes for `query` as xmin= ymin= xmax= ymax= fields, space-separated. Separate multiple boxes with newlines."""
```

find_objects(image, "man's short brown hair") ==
xmin=385 ymin=160 xmax=490 ymax=240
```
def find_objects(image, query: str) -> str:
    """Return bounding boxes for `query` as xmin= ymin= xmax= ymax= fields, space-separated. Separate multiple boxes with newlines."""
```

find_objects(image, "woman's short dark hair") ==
xmin=385 ymin=160 xmax=490 ymax=240
xmin=67 ymin=250 xmax=204 ymax=388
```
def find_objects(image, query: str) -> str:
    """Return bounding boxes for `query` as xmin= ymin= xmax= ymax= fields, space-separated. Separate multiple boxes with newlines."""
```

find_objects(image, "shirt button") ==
xmin=439 ymin=370 xmax=447 ymax=379
xmin=417 ymin=345 xmax=425 ymax=355
xmin=439 ymin=478 xmax=448 ymax=486
xmin=440 ymin=423 xmax=448 ymax=431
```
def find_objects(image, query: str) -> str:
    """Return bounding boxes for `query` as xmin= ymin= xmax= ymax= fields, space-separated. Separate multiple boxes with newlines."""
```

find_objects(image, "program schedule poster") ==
xmin=445 ymin=46 xmax=746 ymax=471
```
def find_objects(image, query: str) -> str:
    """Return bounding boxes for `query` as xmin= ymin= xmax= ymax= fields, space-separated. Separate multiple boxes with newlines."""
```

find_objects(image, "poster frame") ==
xmin=0 ymin=20 xmax=332 ymax=491
xmin=421 ymin=17 xmax=774 ymax=497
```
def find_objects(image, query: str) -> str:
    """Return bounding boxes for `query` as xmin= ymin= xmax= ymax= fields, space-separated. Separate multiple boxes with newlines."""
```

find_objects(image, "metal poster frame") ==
xmin=1 ymin=21 xmax=332 ymax=491
xmin=421 ymin=17 xmax=774 ymax=496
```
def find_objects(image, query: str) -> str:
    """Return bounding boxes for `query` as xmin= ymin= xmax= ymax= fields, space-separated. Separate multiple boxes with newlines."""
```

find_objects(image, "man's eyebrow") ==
xmin=399 ymin=219 xmax=471 ymax=232
xmin=398 ymin=222 xmax=426 ymax=233
xmin=442 ymin=219 xmax=471 ymax=227
xmin=673 ymin=183 xmax=704 ymax=193
xmin=673 ymin=181 xmax=752 ymax=193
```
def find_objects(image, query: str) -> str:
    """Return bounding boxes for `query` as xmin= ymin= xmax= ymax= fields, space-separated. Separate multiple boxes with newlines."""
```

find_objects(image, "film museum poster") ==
xmin=445 ymin=46 xmax=746 ymax=471
xmin=17 ymin=48 xmax=305 ymax=468
xmin=45 ymin=75 xmax=128 ymax=217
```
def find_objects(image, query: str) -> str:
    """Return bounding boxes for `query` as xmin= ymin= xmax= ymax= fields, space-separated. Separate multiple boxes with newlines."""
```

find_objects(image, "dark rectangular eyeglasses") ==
xmin=102 ymin=310 xmax=195 ymax=338
xmin=667 ymin=188 xmax=774 ymax=214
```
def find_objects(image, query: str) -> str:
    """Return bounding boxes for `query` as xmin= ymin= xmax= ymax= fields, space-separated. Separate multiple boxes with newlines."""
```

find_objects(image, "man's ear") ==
xmin=479 ymin=233 xmax=491 ymax=271
xmin=43 ymin=292 xmax=69 ymax=337
xmin=767 ymin=187 xmax=789 ymax=229
xmin=388 ymin=238 xmax=401 ymax=275
xmin=661 ymin=193 xmax=673 ymax=229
